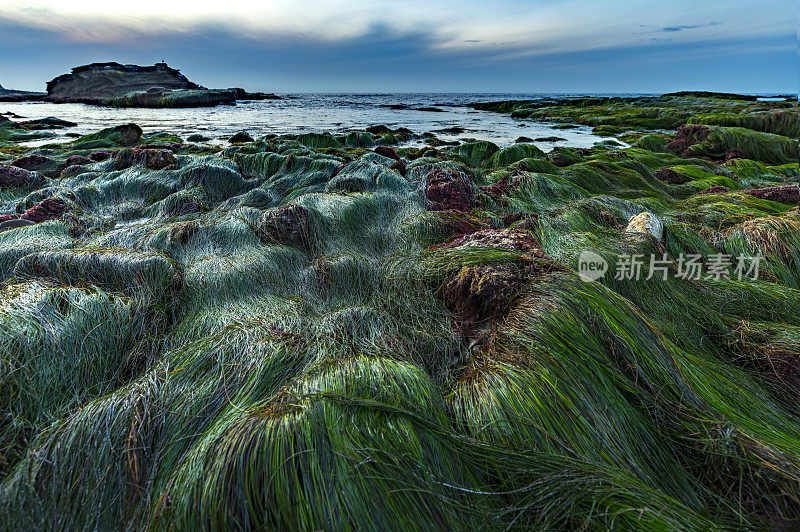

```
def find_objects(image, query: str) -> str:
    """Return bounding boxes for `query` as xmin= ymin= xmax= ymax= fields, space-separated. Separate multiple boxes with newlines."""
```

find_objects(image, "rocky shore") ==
xmin=0 ymin=92 xmax=799 ymax=529
xmin=1 ymin=62 xmax=280 ymax=107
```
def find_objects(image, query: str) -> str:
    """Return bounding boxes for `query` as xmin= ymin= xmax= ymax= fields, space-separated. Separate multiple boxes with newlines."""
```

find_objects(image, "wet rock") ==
xmin=425 ymin=169 xmax=475 ymax=212
xmin=625 ymin=212 xmax=663 ymax=240
xmin=390 ymin=160 xmax=407 ymax=175
xmin=20 ymin=197 xmax=67 ymax=222
xmin=502 ymin=212 xmax=538 ymax=229
xmin=547 ymin=147 xmax=585 ymax=167
xmin=89 ymin=151 xmax=111 ymax=162
xmin=257 ymin=204 xmax=311 ymax=247
xmin=11 ymin=154 xmax=65 ymax=178
xmin=71 ymin=123 xmax=143 ymax=148
xmin=534 ymin=136 xmax=566 ymax=142
xmin=112 ymin=148 xmax=178 ymax=170
xmin=435 ymin=211 xmax=489 ymax=238
xmin=739 ymin=184 xmax=799 ymax=205
xmin=0 ymin=165 xmax=46 ymax=189
xmin=373 ymin=146 xmax=401 ymax=161
xmin=0 ymin=218 xmax=35 ymax=231
xmin=187 ymin=133 xmax=210 ymax=142
xmin=653 ymin=167 xmax=687 ymax=185
xmin=137 ymin=149 xmax=178 ymax=170
xmin=19 ymin=117 xmax=77 ymax=130
xmin=515 ymin=136 xmax=534 ymax=143
xmin=366 ymin=125 xmax=393 ymax=135
xmin=65 ymin=155 xmax=93 ymax=167
xmin=698 ymin=185 xmax=732 ymax=195
xmin=443 ymin=264 xmax=527 ymax=322
xmin=667 ymin=124 xmax=710 ymax=155
xmin=60 ymin=165 xmax=87 ymax=178
xmin=438 ymin=228 xmax=550 ymax=323
xmin=228 ymin=131 xmax=254 ymax=144
xmin=438 ymin=228 xmax=543 ymax=254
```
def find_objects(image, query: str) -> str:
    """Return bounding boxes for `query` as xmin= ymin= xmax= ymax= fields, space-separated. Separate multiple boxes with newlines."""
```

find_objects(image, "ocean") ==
xmin=0 ymin=93 xmax=650 ymax=149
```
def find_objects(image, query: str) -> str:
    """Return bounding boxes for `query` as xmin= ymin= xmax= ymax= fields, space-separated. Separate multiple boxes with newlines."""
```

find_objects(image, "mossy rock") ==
xmin=70 ymin=124 xmax=143 ymax=149
xmin=489 ymin=144 xmax=545 ymax=168
xmin=448 ymin=140 xmax=500 ymax=166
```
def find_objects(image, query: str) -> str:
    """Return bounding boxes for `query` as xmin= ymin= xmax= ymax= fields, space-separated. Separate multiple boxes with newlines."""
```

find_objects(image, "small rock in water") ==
xmin=625 ymin=212 xmax=663 ymax=240
xmin=228 ymin=131 xmax=254 ymax=143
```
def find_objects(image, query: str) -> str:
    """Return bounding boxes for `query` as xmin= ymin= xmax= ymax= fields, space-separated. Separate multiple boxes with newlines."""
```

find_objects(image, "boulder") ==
xmin=0 ymin=165 xmax=46 ymax=189
xmin=112 ymin=148 xmax=178 ymax=170
xmin=11 ymin=154 xmax=65 ymax=178
xmin=71 ymin=123 xmax=143 ymax=148
xmin=228 ymin=131 xmax=254 ymax=144
xmin=20 ymin=197 xmax=67 ymax=223
xmin=625 ymin=212 xmax=663 ymax=240
xmin=257 ymin=204 xmax=312 ymax=248
xmin=425 ymin=169 xmax=475 ymax=212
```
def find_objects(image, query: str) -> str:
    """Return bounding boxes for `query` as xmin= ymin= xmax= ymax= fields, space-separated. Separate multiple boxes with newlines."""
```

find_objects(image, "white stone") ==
xmin=625 ymin=212 xmax=663 ymax=240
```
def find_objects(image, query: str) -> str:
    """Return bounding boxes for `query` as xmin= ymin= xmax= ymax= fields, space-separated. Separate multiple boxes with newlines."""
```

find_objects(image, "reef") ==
xmin=0 ymin=92 xmax=798 ymax=530
xmin=4 ymin=63 xmax=281 ymax=108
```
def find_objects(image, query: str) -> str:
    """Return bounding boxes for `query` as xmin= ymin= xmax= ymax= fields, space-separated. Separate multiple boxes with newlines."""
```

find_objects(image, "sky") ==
xmin=0 ymin=0 xmax=795 ymax=93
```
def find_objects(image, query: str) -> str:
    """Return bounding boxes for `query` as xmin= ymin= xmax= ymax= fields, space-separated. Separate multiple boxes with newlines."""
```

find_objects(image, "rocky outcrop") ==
xmin=43 ymin=62 xmax=281 ymax=108
xmin=0 ymin=82 xmax=46 ymax=102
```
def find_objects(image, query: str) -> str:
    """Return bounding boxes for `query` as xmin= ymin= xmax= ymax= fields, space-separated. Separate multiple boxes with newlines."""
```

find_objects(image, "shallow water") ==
xmin=1 ymin=93 xmax=645 ymax=150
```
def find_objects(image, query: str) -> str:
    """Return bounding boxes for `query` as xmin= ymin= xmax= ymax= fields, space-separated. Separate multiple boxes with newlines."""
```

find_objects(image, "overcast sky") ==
xmin=0 ymin=0 xmax=795 ymax=93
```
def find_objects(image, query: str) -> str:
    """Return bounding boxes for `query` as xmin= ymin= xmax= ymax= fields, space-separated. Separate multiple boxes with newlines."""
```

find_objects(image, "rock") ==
xmin=443 ymin=264 xmax=527 ymax=322
xmin=89 ymin=151 xmax=112 ymax=162
xmin=667 ymin=125 xmax=711 ymax=155
xmin=390 ymin=160 xmax=407 ymax=175
xmin=425 ymin=169 xmax=475 ymax=212
xmin=653 ymin=168 xmax=686 ymax=185
xmin=20 ymin=197 xmax=67 ymax=222
xmin=136 ymin=149 xmax=178 ymax=170
xmin=0 ymin=165 xmax=46 ymax=189
xmin=739 ymin=184 xmax=799 ymax=205
xmin=373 ymin=146 xmax=401 ymax=161
xmin=412 ymin=107 xmax=445 ymax=112
xmin=45 ymin=62 xmax=198 ymax=105
xmin=257 ymin=204 xmax=311 ymax=248
xmin=0 ymin=218 xmax=36 ymax=231
xmin=438 ymin=228 xmax=543 ymax=254
xmin=439 ymin=228 xmax=548 ymax=322
xmin=547 ymin=147 xmax=584 ymax=167
xmin=65 ymin=155 xmax=93 ymax=167
xmin=366 ymin=125 xmax=393 ymax=135
xmin=502 ymin=212 xmax=538 ymax=229
xmin=698 ymin=185 xmax=732 ymax=195
xmin=112 ymin=148 xmax=178 ymax=170
xmin=11 ymin=155 xmax=65 ymax=179
xmin=625 ymin=212 xmax=663 ymax=240
xmin=515 ymin=136 xmax=534 ymax=143
xmin=229 ymin=131 xmax=254 ymax=144
xmin=187 ymin=133 xmax=210 ymax=142
xmin=71 ymin=123 xmax=143 ymax=148
xmin=534 ymin=136 xmax=566 ymax=142
xmin=0 ymin=85 xmax=46 ymax=102
xmin=19 ymin=117 xmax=77 ymax=130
